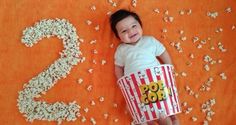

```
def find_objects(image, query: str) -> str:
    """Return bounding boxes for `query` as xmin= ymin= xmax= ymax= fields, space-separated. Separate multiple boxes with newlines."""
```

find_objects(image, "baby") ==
xmin=110 ymin=9 xmax=180 ymax=125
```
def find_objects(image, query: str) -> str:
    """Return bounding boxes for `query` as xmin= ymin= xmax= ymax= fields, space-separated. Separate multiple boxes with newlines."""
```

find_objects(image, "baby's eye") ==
xmin=121 ymin=30 xmax=127 ymax=33
xmin=132 ymin=25 xmax=137 ymax=28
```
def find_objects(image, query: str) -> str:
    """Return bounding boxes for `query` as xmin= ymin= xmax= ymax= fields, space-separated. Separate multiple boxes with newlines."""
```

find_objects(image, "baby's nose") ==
xmin=128 ymin=28 xmax=134 ymax=34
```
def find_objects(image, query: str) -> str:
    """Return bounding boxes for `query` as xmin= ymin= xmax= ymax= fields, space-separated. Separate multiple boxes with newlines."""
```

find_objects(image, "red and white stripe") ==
xmin=166 ymin=66 xmax=181 ymax=113
xmin=162 ymin=65 xmax=178 ymax=115
xmin=130 ymin=73 xmax=147 ymax=123
xmin=118 ymin=78 xmax=140 ymax=122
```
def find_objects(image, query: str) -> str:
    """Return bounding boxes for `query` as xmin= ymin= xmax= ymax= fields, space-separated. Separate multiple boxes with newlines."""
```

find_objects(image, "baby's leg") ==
xmin=137 ymin=121 xmax=156 ymax=125
xmin=157 ymin=116 xmax=172 ymax=125
xmin=137 ymin=117 xmax=172 ymax=125
xmin=145 ymin=121 xmax=156 ymax=125
xmin=169 ymin=115 xmax=179 ymax=125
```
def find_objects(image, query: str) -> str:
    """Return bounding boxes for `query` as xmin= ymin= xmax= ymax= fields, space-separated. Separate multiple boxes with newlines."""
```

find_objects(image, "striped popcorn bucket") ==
xmin=117 ymin=64 xmax=181 ymax=124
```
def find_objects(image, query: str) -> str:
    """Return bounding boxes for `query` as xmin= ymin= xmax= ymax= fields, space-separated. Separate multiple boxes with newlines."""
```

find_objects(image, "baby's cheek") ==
xmin=121 ymin=35 xmax=128 ymax=41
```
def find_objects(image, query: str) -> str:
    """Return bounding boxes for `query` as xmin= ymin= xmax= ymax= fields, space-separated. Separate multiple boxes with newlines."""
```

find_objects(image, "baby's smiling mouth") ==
xmin=129 ymin=33 xmax=138 ymax=38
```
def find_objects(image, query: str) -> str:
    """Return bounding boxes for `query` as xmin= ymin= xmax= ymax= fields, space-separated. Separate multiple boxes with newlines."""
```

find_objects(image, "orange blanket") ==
xmin=0 ymin=0 xmax=235 ymax=124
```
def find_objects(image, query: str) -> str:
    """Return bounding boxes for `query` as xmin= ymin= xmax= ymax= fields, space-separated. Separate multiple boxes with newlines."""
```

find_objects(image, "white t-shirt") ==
xmin=114 ymin=36 xmax=166 ymax=75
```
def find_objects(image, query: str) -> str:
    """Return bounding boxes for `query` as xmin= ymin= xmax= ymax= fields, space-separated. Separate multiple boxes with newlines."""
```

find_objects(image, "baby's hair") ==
xmin=110 ymin=9 xmax=142 ymax=39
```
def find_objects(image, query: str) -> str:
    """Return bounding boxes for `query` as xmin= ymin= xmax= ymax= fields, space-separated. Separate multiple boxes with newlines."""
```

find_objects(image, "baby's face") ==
xmin=116 ymin=16 xmax=143 ymax=44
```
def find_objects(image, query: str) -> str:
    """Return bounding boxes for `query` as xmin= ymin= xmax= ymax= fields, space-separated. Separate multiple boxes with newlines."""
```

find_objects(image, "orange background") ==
xmin=0 ymin=0 xmax=236 ymax=125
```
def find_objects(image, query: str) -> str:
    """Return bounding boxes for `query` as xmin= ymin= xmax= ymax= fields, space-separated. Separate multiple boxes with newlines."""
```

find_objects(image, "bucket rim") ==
xmin=117 ymin=64 xmax=174 ymax=83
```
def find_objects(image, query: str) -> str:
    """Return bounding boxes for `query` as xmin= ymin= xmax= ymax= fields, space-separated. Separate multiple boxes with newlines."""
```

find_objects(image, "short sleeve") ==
xmin=151 ymin=37 xmax=166 ymax=56
xmin=114 ymin=45 xmax=124 ymax=66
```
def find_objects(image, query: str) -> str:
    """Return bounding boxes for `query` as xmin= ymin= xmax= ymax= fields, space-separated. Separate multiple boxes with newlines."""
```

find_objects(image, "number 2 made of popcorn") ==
xmin=17 ymin=19 xmax=81 ymax=124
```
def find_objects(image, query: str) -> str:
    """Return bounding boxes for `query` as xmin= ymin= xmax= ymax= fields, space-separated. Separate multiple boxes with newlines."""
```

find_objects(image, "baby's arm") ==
xmin=159 ymin=50 xmax=172 ymax=64
xmin=115 ymin=65 xmax=124 ymax=79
